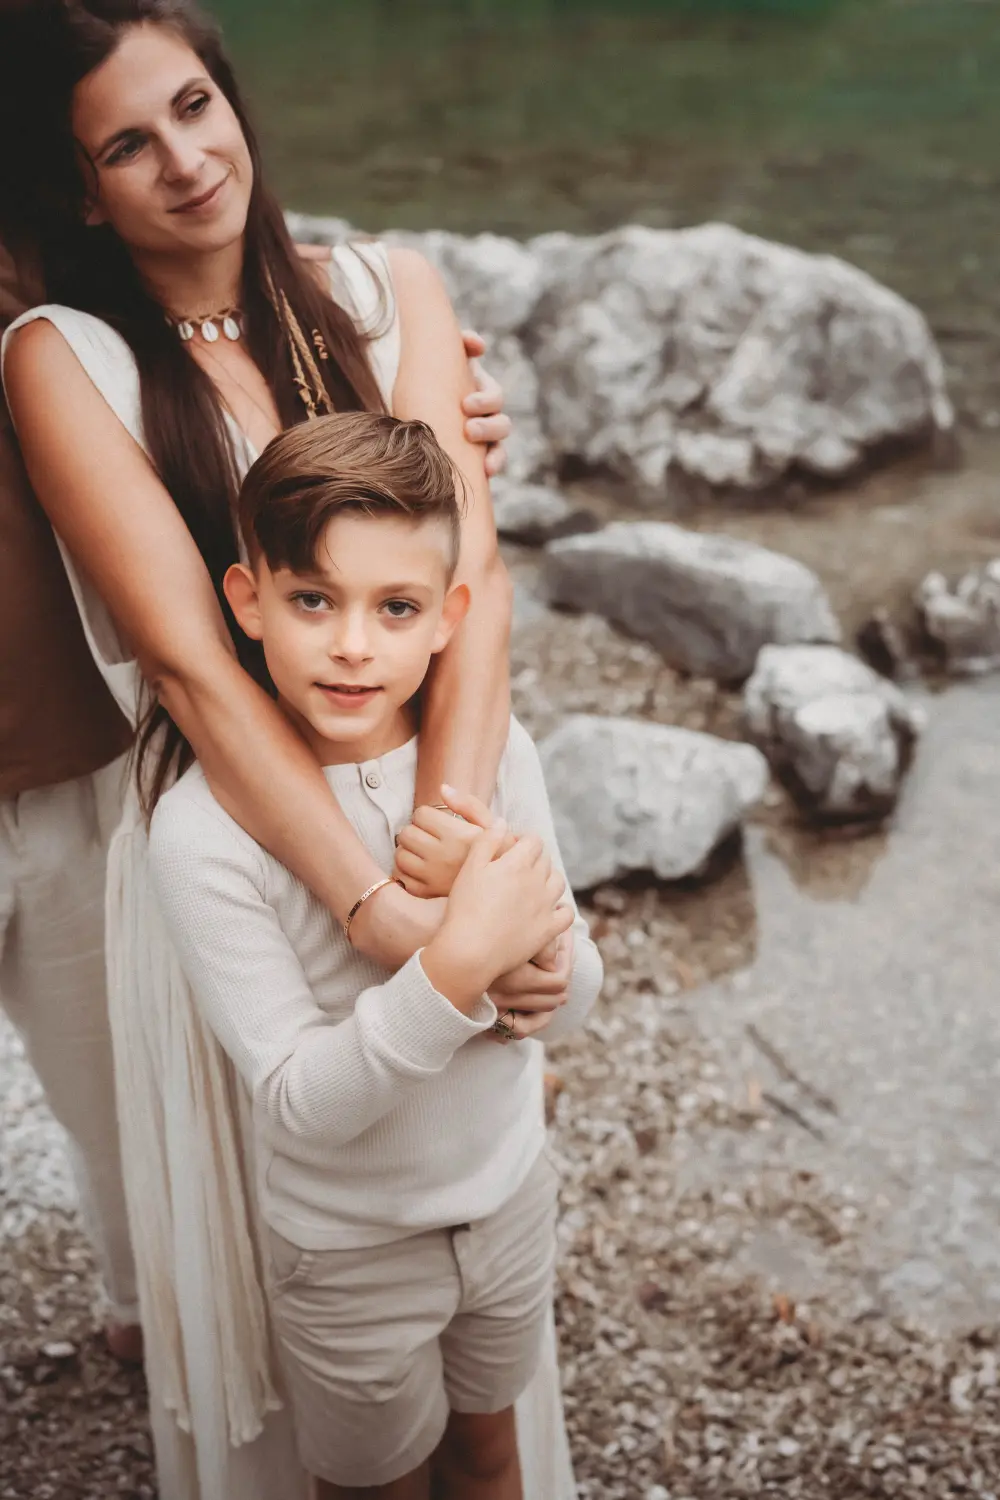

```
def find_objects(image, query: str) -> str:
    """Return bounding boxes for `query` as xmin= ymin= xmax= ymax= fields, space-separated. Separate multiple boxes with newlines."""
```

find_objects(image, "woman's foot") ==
xmin=105 ymin=1321 xmax=144 ymax=1364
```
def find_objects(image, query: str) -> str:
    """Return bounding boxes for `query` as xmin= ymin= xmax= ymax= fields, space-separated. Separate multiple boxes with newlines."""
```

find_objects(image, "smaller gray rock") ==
xmin=744 ymin=644 xmax=924 ymax=820
xmin=543 ymin=522 xmax=840 ymax=681
xmin=539 ymin=715 xmax=768 ymax=889
xmin=493 ymin=480 xmax=600 ymax=546
xmin=856 ymin=606 xmax=918 ymax=682
xmin=916 ymin=562 xmax=1000 ymax=675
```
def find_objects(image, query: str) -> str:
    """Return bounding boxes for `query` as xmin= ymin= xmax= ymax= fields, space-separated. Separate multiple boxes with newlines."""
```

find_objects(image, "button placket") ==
xmin=358 ymin=761 xmax=404 ymax=845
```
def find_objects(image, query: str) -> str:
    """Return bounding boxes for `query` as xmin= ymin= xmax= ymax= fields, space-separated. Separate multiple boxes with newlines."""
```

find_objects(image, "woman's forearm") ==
xmin=413 ymin=554 xmax=513 ymax=807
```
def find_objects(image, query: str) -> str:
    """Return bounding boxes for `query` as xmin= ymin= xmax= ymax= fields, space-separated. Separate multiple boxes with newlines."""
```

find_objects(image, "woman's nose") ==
xmin=159 ymin=127 xmax=205 ymax=183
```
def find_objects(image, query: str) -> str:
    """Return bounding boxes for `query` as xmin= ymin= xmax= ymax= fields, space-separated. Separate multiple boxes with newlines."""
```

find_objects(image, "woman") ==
xmin=0 ymin=3 xmax=575 ymax=1497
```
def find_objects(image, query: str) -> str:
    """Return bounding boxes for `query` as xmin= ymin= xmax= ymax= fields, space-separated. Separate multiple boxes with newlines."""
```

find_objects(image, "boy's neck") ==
xmin=278 ymin=697 xmax=418 ymax=768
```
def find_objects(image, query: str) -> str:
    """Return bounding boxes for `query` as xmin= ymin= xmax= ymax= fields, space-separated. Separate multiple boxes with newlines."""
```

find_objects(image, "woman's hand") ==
xmin=394 ymin=784 xmax=512 ymax=897
xmin=421 ymin=825 xmax=573 ymax=1013
xmin=460 ymin=330 xmax=510 ymax=478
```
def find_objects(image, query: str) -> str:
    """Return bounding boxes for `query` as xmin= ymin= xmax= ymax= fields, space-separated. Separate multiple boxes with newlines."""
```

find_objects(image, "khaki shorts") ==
xmin=265 ymin=1149 xmax=559 ymax=1489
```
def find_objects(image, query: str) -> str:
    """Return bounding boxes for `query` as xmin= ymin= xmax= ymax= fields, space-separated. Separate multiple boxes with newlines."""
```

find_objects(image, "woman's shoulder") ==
xmin=3 ymin=301 xmax=130 ymax=355
xmin=323 ymin=239 xmax=402 ymax=408
xmin=2 ymin=303 xmax=142 ymax=438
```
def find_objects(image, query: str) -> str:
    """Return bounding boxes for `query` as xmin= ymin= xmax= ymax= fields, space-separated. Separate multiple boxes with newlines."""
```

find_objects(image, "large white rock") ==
xmin=539 ymin=715 xmax=768 ymax=890
xmin=285 ymin=214 xmax=952 ymax=500
xmin=382 ymin=228 xmax=544 ymax=338
xmin=529 ymin=222 xmax=953 ymax=501
xmin=744 ymin=644 xmax=924 ymax=820
xmin=543 ymin=521 xmax=840 ymax=682
xmin=915 ymin=563 xmax=1000 ymax=676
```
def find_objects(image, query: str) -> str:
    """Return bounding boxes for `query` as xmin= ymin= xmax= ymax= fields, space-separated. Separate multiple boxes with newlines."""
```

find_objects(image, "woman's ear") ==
xmin=431 ymin=582 xmax=470 ymax=655
xmin=223 ymin=562 xmax=264 ymax=640
xmin=82 ymin=198 xmax=107 ymax=228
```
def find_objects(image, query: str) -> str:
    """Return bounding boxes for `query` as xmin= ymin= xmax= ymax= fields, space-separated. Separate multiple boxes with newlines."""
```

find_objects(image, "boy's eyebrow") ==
xmin=377 ymin=580 xmax=436 ymax=597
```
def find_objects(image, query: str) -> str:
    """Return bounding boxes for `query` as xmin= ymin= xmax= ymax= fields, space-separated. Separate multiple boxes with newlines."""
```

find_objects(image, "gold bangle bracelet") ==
xmin=343 ymin=876 xmax=403 ymax=944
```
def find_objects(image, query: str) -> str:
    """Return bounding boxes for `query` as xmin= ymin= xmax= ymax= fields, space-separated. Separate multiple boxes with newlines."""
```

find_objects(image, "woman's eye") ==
xmin=182 ymin=92 xmax=211 ymax=119
xmin=293 ymin=592 xmax=329 ymax=613
xmin=106 ymin=134 xmax=144 ymax=166
xmin=382 ymin=600 xmax=418 ymax=620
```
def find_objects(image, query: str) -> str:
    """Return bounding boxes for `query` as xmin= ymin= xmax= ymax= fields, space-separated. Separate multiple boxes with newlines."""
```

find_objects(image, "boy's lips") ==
xmin=316 ymin=683 xmax=383 ymax=710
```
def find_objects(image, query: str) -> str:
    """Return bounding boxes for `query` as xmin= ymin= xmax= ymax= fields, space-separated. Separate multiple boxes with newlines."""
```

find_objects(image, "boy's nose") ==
xmin=331 ymin=615 xmax=373 ymax=665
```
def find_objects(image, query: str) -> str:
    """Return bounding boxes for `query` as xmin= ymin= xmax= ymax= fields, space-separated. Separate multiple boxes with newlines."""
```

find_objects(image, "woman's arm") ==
xmin=388 ymin=248 xmax=513 ymax=807
xmin=3 ymin=318 xmax=431 ymax=963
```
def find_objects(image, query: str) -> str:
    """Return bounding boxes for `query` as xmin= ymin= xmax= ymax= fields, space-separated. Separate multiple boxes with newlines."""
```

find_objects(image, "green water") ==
xmin=211 ymin=0 xmax=1000 ymax=418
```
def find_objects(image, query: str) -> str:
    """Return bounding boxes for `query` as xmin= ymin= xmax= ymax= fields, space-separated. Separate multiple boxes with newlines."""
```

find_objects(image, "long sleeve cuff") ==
xmin=353 ymin=951 xmax=497 ymax=1079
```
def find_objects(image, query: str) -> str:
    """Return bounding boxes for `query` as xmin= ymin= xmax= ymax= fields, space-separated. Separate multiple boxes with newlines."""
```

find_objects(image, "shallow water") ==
xmin=684 ymin=676 xmax=1000 ymax=1334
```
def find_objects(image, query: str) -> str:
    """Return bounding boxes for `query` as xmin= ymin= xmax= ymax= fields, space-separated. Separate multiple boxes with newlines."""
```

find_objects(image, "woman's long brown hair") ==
xmin=0 ymin=0 xmax=386 ymax=810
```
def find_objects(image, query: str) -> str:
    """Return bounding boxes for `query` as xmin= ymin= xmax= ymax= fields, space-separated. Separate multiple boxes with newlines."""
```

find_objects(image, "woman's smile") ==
xmin=170 ymin=171 xmax=231 ymax=215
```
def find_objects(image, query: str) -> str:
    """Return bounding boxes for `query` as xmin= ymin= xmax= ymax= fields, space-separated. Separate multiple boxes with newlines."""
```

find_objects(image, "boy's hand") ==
xmin=490 ymin=933 xmax=573 ymax=1014
xmin=421 ymin=825 xmax=573 ymax=1013
xmin=487 ymin=932 xmax=574 ymax=1044
xmin=393 ymin=785 xmax=513 ymax=897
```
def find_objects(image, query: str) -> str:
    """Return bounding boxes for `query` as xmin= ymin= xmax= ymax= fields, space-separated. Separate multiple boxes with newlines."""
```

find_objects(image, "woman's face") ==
xmin=71 ymin=22 xmax=253 ymax=263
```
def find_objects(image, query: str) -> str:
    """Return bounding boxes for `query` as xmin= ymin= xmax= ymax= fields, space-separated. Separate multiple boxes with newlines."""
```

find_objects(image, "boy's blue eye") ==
xmin=383 ymin=600 xmax=417 ymax=619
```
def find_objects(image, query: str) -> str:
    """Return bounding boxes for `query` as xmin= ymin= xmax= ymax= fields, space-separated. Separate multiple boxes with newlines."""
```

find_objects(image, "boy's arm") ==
xmin=496 ymin=721 xmax=604 ymax=1045
xmin=148 ymin=791 xmax=498 ymax=1152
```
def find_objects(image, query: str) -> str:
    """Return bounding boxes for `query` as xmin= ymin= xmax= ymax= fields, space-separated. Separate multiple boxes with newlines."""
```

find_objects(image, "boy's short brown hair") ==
xmin=238 ymin=412 xmax=464 ymax=576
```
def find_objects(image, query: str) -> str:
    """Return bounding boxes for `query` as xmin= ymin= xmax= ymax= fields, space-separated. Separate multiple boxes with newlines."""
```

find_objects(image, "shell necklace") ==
xmin=168 ymin=307 xmax=243 ymax=344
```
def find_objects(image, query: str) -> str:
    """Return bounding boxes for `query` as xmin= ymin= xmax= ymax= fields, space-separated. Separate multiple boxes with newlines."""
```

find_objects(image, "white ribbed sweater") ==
xmin=148 ymin=718 xmax=602 ymax=1251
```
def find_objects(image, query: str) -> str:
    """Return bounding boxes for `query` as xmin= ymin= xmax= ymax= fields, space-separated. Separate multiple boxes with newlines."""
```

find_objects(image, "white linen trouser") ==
xmin=0 ymin=756 xmax=137 ymax=1323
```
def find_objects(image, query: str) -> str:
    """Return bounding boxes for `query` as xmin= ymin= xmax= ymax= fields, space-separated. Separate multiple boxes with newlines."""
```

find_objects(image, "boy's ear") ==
xmin=223 ymin=562 xmax=264 ymax=640
xmin=431 ymin=581 xmax=470 ymax=655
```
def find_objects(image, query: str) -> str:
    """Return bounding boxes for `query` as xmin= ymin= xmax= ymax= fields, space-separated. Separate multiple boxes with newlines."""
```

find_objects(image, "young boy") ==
xmin=148 ymin=412 xmax=602 ymax=1500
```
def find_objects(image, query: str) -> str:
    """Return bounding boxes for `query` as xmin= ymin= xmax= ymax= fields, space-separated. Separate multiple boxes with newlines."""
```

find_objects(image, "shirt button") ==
xmin=365 ymin=772 xmax=381 ymax=790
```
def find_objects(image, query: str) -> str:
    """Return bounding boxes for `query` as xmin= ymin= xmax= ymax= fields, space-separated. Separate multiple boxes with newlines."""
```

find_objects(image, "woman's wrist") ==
xmin=346 ymin=878 xmax=447 ymax=968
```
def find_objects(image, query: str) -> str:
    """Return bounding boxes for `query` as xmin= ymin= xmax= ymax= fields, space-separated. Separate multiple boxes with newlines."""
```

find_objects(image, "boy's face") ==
xmin=224 ymin=511 xmax=468 ymax=765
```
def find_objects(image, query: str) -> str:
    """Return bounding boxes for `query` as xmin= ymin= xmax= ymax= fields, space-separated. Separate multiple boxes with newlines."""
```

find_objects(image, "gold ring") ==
xmin=491 ymin=1010 xmax=517 ymax=1041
